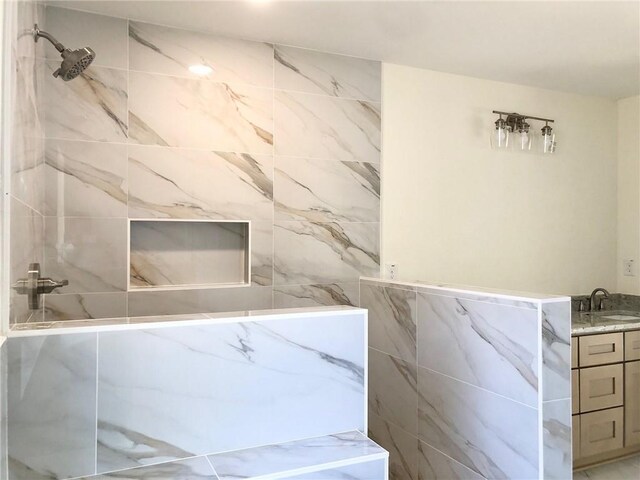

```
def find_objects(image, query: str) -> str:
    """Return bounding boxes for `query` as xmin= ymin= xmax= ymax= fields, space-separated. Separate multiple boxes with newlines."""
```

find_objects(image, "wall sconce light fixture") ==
xmin=491 ymin=111 xmax=556 ymax=154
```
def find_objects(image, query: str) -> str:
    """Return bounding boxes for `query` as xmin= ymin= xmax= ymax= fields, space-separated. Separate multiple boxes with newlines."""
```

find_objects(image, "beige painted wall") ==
xmin=617 ymin=95 xmax=640 ymax=294
xmin=381 ymin=63 xmax=618 ymax=295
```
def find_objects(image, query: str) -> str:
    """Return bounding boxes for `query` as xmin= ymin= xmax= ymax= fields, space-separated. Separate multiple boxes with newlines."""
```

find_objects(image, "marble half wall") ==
xmin=5 ymin=307 xmax=367 ymax=478
xmin=14 ymin=6 xmax=383 ymax=324
xmin=360 ymin=277 xmax=572 ymax=480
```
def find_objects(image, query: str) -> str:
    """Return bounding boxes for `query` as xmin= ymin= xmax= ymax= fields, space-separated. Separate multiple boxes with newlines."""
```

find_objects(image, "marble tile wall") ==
xmin=14 ymin=6 xmax=381 ymax=323
xmin=7 ymin=1 xmax=46 ymax=325
xmin=0 ymin=339 xmax=7 ymax=479
xmin=5 ymin=309 xmax=367 ymax=478
xmin=360 ymin=278 xmax=572 ymax=480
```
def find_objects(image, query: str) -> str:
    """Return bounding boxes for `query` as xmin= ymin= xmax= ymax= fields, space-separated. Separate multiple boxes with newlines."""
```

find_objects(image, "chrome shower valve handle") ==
xmin=12 ymin=263 xmax=69 ymax=310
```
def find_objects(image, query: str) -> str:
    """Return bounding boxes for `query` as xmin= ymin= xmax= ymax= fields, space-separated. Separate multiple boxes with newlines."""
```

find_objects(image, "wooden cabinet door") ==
xmin=579 ymin=364 xmax=624 ymax=413
xmin=626 ymin=360 xmax=640 ymax=446
xmin=580 ymin=407 xmax=624 ymax=457
xmin=626 ymin=330 xmax=640 ymax=361
xmin=579 ymin=333 xmax=623 ymax=367
xmin=572 ymin=370 xmax=580 ymax=414
xmin=573 ymin=416 xmax=581 ymax=460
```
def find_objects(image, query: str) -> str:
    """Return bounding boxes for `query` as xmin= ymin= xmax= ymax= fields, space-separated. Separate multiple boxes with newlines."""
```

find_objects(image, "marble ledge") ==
xmin=360 ymin=276 xmax=570 ymax=305
xmin=8 ymin=305 xmax=365 ymax=337
xmin=571 ymin=312 xmax=640 ymax=336
xmin=207 ymin=430 xmax=387 ymax=480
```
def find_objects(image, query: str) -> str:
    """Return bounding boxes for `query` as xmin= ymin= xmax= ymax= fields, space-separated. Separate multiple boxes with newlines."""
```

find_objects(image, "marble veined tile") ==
xmin=417 ymin=292 xmax=538 ymax=407
xmin=274 ymin=91 xmax=380 ymax=163
xmin=542 ymin=301 xmax=571 ymax=401
xmin=45 ymin=139 xmax=128 ymax=217
xmin=289 ymin=459 xmax=387 ymax=480
xmin=44 ymin=292 xmax=127 ymax=321
xmin=274 ymin=221 xmax=379 ymax=285
xmin=45 ymin=7 xmax=128 ymax=69
xmin=81 ymin=457 xmax=216 ymax=479
xmin=208 ymin=431 xmax=385 ymax=480
xmin=542 ymin=400 xmax=571 ymax=480
xmin=128 ymin=145 xmax=273 ymax=221
xmin=129 ymin=21 xmax=273 ymax=87
xmin=11 ymin=54 xmax=45 ymax=213
xmin=249 ymin=222 xmax=273 ymax=286
xmin=0 ymin=342 xmax=6 ymax=479
xmin=126 ymin=285 xmax=272 ymax=317
xmin=369 ymin=348 xmax=418 ymax=435
xmin=360 ymin=283 xmax=416 ymax=364
xmin=10 ymin=198 xmax=44 ymax=325
xmin=7 ymin=333 xmax=97 ymax=479
xmin=368 ymin=413 xmax=417 ymax=480
xmin=130 ymin=221 xmax=248 ymax=288
xmin=275 ymin=45 xmax=381 ymax=102
xmin=275 ymin=156 xmax=379 ymax=222
xmin=129 ymin=71 xmax=272 ymax=153
xmin=418 ymin=441 xmax=483 ymax=480
xmin=273 ymin=283 xmax=359 ymax=308
xmin=418 ymin=367 xmax=538 ymax=479
xmin=44 ymin=62 xmax=128 ymax=142
xmin=44 ymin=217 xmax=128 ymax=293
xmin=97 ymin=314 xmax=365 ymax=471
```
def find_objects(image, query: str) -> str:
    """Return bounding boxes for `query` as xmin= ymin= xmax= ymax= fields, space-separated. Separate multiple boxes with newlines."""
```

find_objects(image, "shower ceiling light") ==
xmin=491 ymin=111 xmax=556 ymax=154
xmin=189 ymin=64 xmax=214 ymax=76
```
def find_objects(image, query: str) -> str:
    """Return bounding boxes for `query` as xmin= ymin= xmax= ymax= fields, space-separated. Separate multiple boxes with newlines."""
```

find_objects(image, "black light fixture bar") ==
xmin=492 ymin=110 xmax=554 ymax=123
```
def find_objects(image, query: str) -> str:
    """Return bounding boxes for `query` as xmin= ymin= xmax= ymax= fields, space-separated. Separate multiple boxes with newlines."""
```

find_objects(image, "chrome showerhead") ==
xmin=33 ymin=24 xmax=96 ymax=81
xmin=55 ymin=47 xmax=96 ymax=81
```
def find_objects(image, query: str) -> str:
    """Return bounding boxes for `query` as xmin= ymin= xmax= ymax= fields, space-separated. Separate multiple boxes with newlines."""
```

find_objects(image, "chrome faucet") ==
xmin=589 ymin=287 xmax=610 ymax=311
xmin=12 ymin=263 xmax=68 ymax=310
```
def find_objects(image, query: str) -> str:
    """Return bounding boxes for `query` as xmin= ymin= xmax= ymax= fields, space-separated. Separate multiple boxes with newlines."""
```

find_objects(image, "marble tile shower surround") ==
xmin=359 ymin=277 xmax=572 ymax=480
xmin=6 ymin=6 xmax=382 ymax=324
xmin=8 ymin=1 xmax=46 ymax=325
xmin=5 ymin=308 xmax=370 ymax=479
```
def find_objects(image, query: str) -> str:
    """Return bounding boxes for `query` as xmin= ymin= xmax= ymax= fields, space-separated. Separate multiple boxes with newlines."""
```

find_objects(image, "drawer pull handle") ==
xmin=588 ymin=344 xmax=615 ymax=355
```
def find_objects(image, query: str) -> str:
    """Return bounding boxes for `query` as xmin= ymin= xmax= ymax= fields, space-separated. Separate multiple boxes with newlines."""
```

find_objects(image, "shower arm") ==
xmin=33 ymin=24 xmax=65 ymax=53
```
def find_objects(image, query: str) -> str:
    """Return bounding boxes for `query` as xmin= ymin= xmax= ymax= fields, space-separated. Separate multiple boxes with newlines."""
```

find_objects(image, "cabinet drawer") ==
xmin=626 ymin=361 xmax=640 ymax=446
xmin=572 ymin=337 xmax=578 ymax=367
xmin=626 ymin=330 xmax=640 ymax=361
xmin=580 ymin=407 xmax=624 ymax=457
xmin=573 ymin=416 xmax=581 ymax=460
xmin=579 ymin=364 xmax=623 ymax=413
xmin=579 ymin=333 xmax=623 ymax=367
xmin=572 ymin=370 xmax=579 ymax=414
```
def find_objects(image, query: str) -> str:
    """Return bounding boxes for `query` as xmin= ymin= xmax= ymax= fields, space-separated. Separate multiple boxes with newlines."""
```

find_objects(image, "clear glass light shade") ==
xmin=491 ymin=126 xmax=509 ymax=149
xmin=517 ymin=130 xmax=532 ymax=151
xmin=541 ymin=125 xmax=556 ymax=154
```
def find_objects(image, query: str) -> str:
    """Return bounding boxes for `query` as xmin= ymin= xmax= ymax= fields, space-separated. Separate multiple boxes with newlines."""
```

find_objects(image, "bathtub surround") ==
xmin=4 ymin=307 xmax=388 ymax=479
xmin=6 ymin=5 xmax=381 ymax=325
xmin=360 ymin=277 xmax=572 ymax=480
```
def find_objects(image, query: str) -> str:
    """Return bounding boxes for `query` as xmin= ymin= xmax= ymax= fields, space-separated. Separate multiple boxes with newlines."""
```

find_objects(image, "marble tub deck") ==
xmin=75 ymin=431 xmax=388 ymax=480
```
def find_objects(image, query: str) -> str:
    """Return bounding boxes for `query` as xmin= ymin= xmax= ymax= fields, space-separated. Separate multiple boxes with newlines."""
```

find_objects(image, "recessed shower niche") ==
xmin=129 ymin=219 xmax=251 ymax=290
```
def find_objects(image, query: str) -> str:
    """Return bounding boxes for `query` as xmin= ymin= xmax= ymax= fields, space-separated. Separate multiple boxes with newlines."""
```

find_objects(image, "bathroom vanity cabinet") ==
xmin=572 ymin=329 xmax=640 ymax=468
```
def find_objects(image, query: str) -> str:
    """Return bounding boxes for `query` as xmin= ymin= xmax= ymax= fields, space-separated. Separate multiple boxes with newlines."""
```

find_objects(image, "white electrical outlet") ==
xmin=386 ymin=262 xmax=398 ymax=280
xmin=624 ymin=259 xmax=636 ymax=276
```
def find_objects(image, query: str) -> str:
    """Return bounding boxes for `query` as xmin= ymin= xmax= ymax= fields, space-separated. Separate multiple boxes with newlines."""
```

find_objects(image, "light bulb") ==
xmin=520 ymin=131 xmax=529 ymax=149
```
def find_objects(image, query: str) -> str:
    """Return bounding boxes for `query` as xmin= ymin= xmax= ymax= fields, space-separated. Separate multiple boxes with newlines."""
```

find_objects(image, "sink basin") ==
xmin=600 ymin=314 xmax=640 ymax=321
xmin=589 ymin=310 xmax=640 ymax=322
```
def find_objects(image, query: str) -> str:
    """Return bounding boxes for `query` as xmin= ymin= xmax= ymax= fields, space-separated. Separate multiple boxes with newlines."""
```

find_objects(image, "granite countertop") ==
xmin=572 ymin=310 xmax=640 ymax=335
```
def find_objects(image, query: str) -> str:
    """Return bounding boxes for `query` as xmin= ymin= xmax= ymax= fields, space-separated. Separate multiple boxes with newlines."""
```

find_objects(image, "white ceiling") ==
xmin=48 ymin=0 xmax=640 ymax=99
